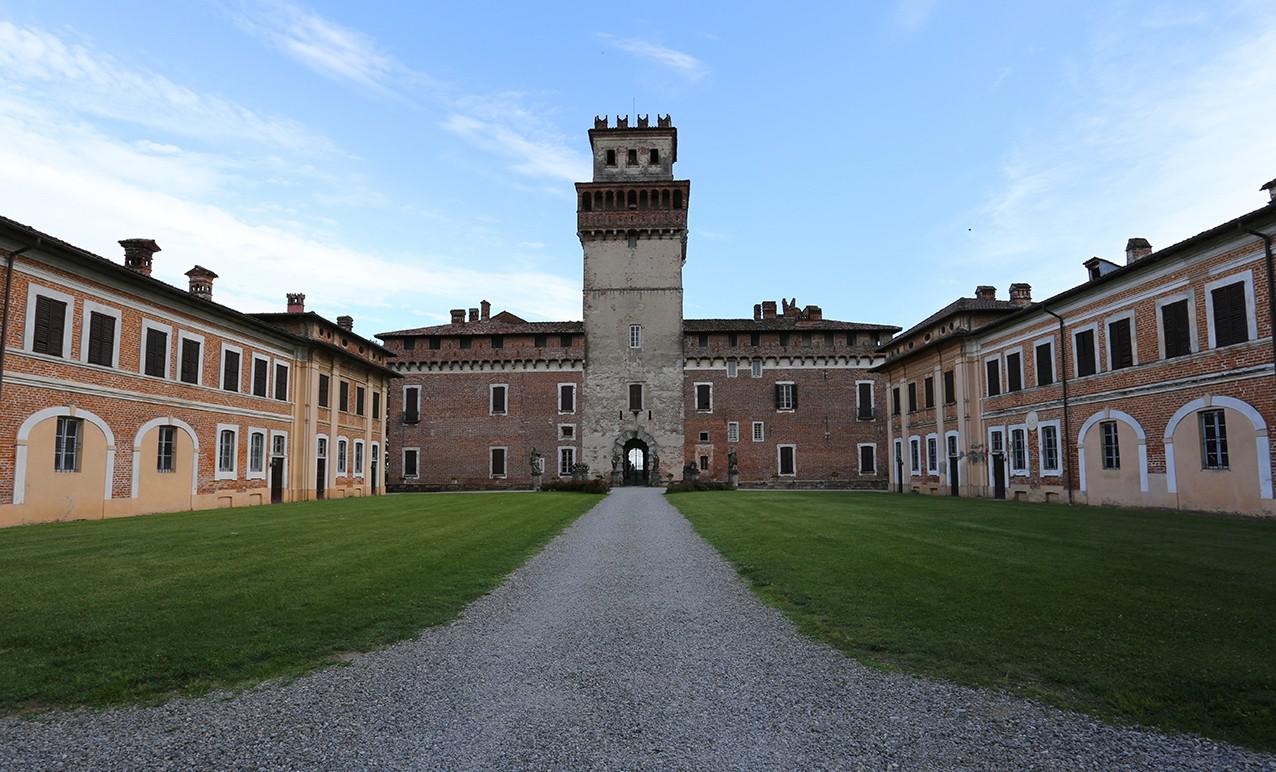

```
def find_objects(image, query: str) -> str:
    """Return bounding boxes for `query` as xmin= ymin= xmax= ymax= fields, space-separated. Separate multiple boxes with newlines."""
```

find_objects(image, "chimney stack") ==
xmin=1125 ymin=237 xmax=1152 ymax=264
xmin=1261 ymin=177 xmax=1276 ymax=204
xmin=336 ymin=315 xmax=353 ymax=331
xmin=184 ymin=265 xmax=218 ymax=300
xmin=975 ymin=285 xmax=996 ymax=300
xmin=753 ymin=303 xmax=762 ymax=321
xmin=450 ymin=309 xmax=466 ymax=325
xmin=1009 ymin=283 xmax=1032 ymax=306
xmin=119 ymin=238 xmax=160 ymax=277
xmin=286 ymin=293 xmax=306 ymax=313
xmin=468 ymin=308 xmax=479 ymax=322
xmin=803 ymin=304 xmax=823 ymax=321
xmin=761 ymin=301 xmax=777 ymax=320
xmin=480 ymin=300 xmax=491 ymax=321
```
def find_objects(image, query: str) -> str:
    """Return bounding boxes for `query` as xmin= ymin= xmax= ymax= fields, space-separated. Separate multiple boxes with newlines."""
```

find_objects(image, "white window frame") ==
xmin=894 ymin=438 xmax=905 ymax=481
xmin=909 ymin=435 xmax=921 ymax=475
xmin=726 ymin=360 xmax=738 ymax=378
xmin=776 ymin=444 xmax=797 ymax=477
xmin=986 ymin=425 xmax=1005 ymax=486
xmin=751 ymin=360 xmax=763 ymax=378
xmin=1032 ymin=337 xmax=1055 ymax=387
xmin=1204 ymin=270 xmax=1257 ymax=348
xmin=354 ymin=439 xmax=365 ymax=477
xmin=558 ymin=383 xmax=576 ymax=414
xmin=336 ymin=437 xmax=349 ymax=476
xmin=855 ymin=380 xmax=875 ymax=419
xmin=272 ymin=358 xmax=291 ymax=401
xmin=1003 ymin=346 xmax=1024 ymax=392
xmin=401 ymin=446 xmax=420 ymax=479
xmin=250 ymin=352 xmax=272 ymax=398
xmin=857 ymin=442 xmax=877 ymax=475
xmin=215 ymin=423 xmax=239 ymax=480
xmin=23 ymin=283 xmax=75 ymax=357
xmin=558 ymin=446 xmax=576 ymax=477
xmin=694 ymin=382 xmax=714 ymax=413
xmin=140 ymin=319 xmax=173 ymax=379
xmin=489 ymin=446 xmax=508 ymax=478
xmin=220 ymin=343 xmax=243 ymax=392
xmin=629 ymin=324 xmax=642 ymax=349
xmin=80 ymin=300 xmax=122 ymax=369
xmin=1154 ymin=291 xmax=1199 ymax=359
xmin=1071 ymin=322 xmax=1100 ymax=378
xmin=776 ymin=381 xmax=795 ymax=412
xmin=1009 ymin=424 xmax=1029 ymax=476
xmin=944 ymin=430 xmax=961 ymax=462
xmin=752 ymin=421 xmax=765 ymax=442
xmin=558 ymin=423 xmax=576 ymax=440
xmin=1037 ymin=419 xmax=1062 ymax=476
xmin=176 ymin=331 xmax=205 ymax=385
xmin=1103 ymin=310 xmax=1138 ymax=371
xmin=925 ymin=432 xmax=939 ymax=475
xmin=727 ymin=421 xmax=740 ymax=443
xmin=270 ymin=429 xmax=289 ymax=488
xmin=402 ymin=384 xmax=421 ymax=419
xmin=490 ymin=383 xmax=509 ymax=416
xmin=246 ymin=427 xmax=267 ymax=480
xmin=983 ymin=353 xmax=1002 ymax=397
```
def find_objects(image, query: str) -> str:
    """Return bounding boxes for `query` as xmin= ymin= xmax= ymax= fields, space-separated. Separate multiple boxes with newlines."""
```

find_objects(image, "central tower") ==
xmin=577 ymin=114 xmax=690 ymax=484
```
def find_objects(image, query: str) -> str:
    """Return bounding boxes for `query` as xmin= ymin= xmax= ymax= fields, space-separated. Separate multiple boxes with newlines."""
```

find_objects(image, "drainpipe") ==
xmin=1240 ymin=225 xmax=1275 ymax=385
xmin=1042 ymin=306 xmax=1075 ymax=504
xmin=0 ymin=243 xmax=37 ymax=403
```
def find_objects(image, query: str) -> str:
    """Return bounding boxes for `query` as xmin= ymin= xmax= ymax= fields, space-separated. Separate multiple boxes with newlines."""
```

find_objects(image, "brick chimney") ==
xmin=450 ymin=309 xmax=466 ymax=325
xmin=1262 ymin=177 xmax=1276 ymax=203
xmin=480 ymin=300 xmax=491 ymax=321
xmin=1125 ymin=237 xmax=1152 ymax=264
xmin=1009 ymin=283 xmax=1032 ymax=306
xmin=803 ymin=304 xmax=823 ymax=321
xmin=468 ymin=308 xmax=479 ymax=322
xmin=975 ymin=285 xmax=996 ymax=300
xmin=336 ymin=315 xmax=353 ymax=331
xmin=753 ymin=303 xmax=762 ymax=321
xmin=184 ymin=265 xmax=217 ymax=300
xmin=286 ymin=293 xmax=306 ymax=313
xmin=761 ymin=301 xmax=777 ymax=320
xmin=119 ymin=239 xmax=160 ymax=277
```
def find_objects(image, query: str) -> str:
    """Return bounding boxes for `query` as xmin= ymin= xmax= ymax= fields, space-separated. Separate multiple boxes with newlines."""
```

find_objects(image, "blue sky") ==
xmin=1 ymin=1 xmax=1273 ymax=339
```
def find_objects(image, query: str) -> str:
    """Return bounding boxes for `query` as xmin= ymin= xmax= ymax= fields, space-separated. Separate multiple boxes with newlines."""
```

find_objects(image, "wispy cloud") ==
xmin=599 ymin=34 xmax=708 ymax=81
xmin=441 ymin=115 xmax=589 ymax=184
xmin=894 ymin=0 xmax=939 ymax=29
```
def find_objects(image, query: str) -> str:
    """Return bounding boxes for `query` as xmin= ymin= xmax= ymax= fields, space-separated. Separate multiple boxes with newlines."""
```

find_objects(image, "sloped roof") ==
xmin=884 ymin=297 xmax=1020 ymax=348
xmin=379 ymin=319 xmax=585 ymax=337
xmin=683 ymin=318 xmax=898 ymax=333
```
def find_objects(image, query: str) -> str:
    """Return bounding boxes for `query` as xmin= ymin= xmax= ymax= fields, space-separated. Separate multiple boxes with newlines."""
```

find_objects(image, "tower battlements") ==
xmin=587 ymin=114 xmax=677 ymax=182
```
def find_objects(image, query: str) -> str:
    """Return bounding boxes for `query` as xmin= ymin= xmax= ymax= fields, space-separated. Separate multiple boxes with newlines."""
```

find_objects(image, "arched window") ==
xmin=627 ymin=189 xmax=637 ymax=208
xmin=661 ymin=189 xmax=670 ymax=208
xmin=581 ymin=192 xmax=592 ymax=212
xmin=673 ymin=189 xmax=683 ymax=209
xmin=639 ymin=190 xmax=648 ymax=209
xmin=604 ymin=190 xmax=614 ymax=209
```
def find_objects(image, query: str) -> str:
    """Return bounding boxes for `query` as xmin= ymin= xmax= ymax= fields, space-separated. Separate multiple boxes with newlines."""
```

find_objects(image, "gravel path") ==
xmin=2 ymin=487 xmax=1271 ymax=770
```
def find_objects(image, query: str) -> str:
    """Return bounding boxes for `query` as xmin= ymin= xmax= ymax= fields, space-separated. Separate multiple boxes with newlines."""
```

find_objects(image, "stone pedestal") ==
xmin=729 ymin=471 xmax=739 ymax=489
xmin=532 ymin=473 xmax=543 ymax=492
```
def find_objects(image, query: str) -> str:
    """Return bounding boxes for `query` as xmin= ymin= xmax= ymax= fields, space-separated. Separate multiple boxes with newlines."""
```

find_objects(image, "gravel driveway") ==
xmin=2 ymin=487 xmax=1271 ymax=770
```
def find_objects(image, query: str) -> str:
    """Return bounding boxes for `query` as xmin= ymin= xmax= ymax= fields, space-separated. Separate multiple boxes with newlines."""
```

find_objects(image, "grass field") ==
xmin=670 ymin=491 xmax=1276 ymax=751
xmin=0 ymin=493 xmax=596 ymax=713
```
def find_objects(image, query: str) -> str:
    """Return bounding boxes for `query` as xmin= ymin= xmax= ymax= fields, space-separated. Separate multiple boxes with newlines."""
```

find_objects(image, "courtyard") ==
xmin=1 ymin=490 xmax=1274 ymax=768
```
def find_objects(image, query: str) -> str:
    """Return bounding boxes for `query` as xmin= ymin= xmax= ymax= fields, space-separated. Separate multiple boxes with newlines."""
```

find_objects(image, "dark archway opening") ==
xmin=623 ymin=438 xmax=649 ymax=486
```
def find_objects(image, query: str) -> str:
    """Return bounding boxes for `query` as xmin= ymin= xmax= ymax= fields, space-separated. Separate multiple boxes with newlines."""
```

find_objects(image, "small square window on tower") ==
xmin=649 ymin=149 xmax=659 ymax=164
xmin=627 ymin=148 xmax=638 ymax=165
xmin=605 ymin=148 xmax=616 ymax=166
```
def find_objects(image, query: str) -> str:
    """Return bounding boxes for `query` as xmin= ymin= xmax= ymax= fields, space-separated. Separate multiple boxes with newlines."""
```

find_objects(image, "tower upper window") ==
xmin=605 ymin=149 xmax=616 ymax=166
xmin=649 ymin=149 xmax=659 ymax=164
xmin=627 ymin=148 xmax=638 ymax=166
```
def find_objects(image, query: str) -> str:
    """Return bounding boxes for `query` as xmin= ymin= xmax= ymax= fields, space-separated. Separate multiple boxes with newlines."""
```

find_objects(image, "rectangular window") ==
xmin=946 ymin=433 xmax=959 ymax=458
xmin=629 ymin=324 xmax=642 ymax=348
xmin=249 ymin=431 xmax=266 ymax=474
xmin=649 ymin=148 xmax=659 ymax=164
xmin=892 ymin=387 xmax=901 ymax=416
xmin=356 ymin=386 xmax=366 ymax=416
xmin=1075 ymin=329 xmax=1097 ymax=377
xmin=157 ymin=426 xmax=176 ymax=473
xmin=752 ymin=421 xmax=765 ymax=442
xmin=924 ymin=376 xmax=935 ymax=408
xmin=559 ymin=447 xmax=575 ymax=476
xmin=909 ymin=438 xmax=921 ymax=474
xmin=354 ymin=441 xmax=364 ymax=475
xmin=775 ymin=382 xmax=796 ymax=411
xmin=727 ymin=422 xmax=740 ymax=443
xmin=1210 ymin=281 xmax=1249 ymax=347
xmin=86 ymin=311 xmax=116 ymax=367
xmin=533 ymin=334 xmax=547 ymax=348
xmin=695 ymin=383 xmax=713 ymax=412
xmin=927 ymin=435 xmax=938 ymax=473
xmin=1035 ymin=342 xmax=1054 ymax=386
xmin=559 ymin=424 xmax=575 ymax=440
xmin=252 ymin=356 xmax=269 ymax=397
xmin=1161 ymin=299 xmax=1192 ymax=359
xmin=626 ymin=148 xmax=638 ymax=165
xmin=779 ymin=333 xmax=790 ymax=347
xmin=372 ymin=391 xmax=381 ymax=419
xmin=726 ymin=360 xmax=738 ymax=378
xmin=274 ymin=362 xmax=289 ymax=400
xmin=985 ymin=359 xmax=1001 ymax=396
xmin=222 ymin=349 xmax=241 ymax=392
xmin=144 ymin=327 xmax=168 ymax=378
xmin=559 ymin=384 xmax=576 ymax=413
xmin=318 ymin=373 xmax=330 ymax=407
xmin=1108 ymin=318 xmax=1134 ymax=370
xmin=217 ymin=428 xmax=236 ymax=475
xmin=698 ymin=333 xmax=709 ymax=347
xmin=180 ymin=338 xmax=201 ymax=384
xmin=1006 ymin=352 xmax=1022 ymax=392
xmin=1101 ymin=421 xmax=1120 ymax=469
xmin=1040 ymin=424 xmax=1060 ymax=474
xmin=460 ymin=337 xmax=472 ymax=350
xmin=32 ymin=295 xmax=69 ymax=357
xmin=628 ymin=383 xmax=644 ymax=411
xmin=337 ymin=439 xmax=348 ymax=475
xmin=54 ymin=416 xmax=81 ymax=472
xmin=750 ymin=332 xmax=760 ymax=347
xmin=560 ymin=334 xmax=574 ymax=347
xmin=605 ymin=148 xmax=616 ymax=166
xmin=750 ymin=360 xmax=762 ymax=378
xmin=859 ymin=445 xmax=876 ymax=474
xmin=698 ymin=430 xmax=710 ymax=442
xmin=490 ymin=447 xmax=507 ymax=478
xmin=429 ymin=336 xmax=441 ymax=350
xmin=907 ymin=382 xmax=917 ymax=412
xmin=490 ymin=384 xmax=508 ymax=415
xmin=943 ymin=369 xmax=956 ymax=404
xmin=339 ymin=381 xmax=350 ymax=412
xmin=990 ymin=429 xmax=1004 ymax=455
xmin=402 ymin=448 xmax=419 ymax=478
xmin=857 ymin=382 xmax=874 ymax=419
xmin=403 ymin=386 xmax=420 ymax=423
xmin=1200 ymin=409 xmax=1229 ymax=469
xmin=777 ymin=445 xmax=796 ymax=476
xmin=728 ymin=333 xmax=738 ymax=347
xmin=490 ymin=335 xmax=503 ymax=349
xmin=1010 ymin=428 xmax=1027 ymax=474
xmin=402 ymin=336 xmax=416 ymax=350
xmin=699 ymin=455 xmax=709 ymax=471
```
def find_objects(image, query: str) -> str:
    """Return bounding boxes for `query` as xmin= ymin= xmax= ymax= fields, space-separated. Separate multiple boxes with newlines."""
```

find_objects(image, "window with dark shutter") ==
xmin=318 ymin=373 xmax=330 ymax=406
xmin=560 ymin=384 xmax=575 ymax=413
xmin=985 ymin=359 xmax=1001 ymax=396
xmin=1005 ymin=352 xmax=1021 ymax=391
xmin=180 ymin=339 xmax=201 ymax=384
xmin=403 ymin=449 xmax=419 ymax=477
xmin=490 ymin=385 xmax=507 ymax=415
xmin=1161 ymin=300 xmax=1191 ymax=358
xmin=402 ymin=336 xmax=416 ymax=350
xmin=859 ymin=445 xmax=875 ymax=473
xmin=943 ymin=370 xmax=956 ymax=404
xmin=339 ymin=381 xmax=350 ymax=411
xmin=1075 ymin=330 xmax=1096 ymax=377
xmin=1034 ymin=343 xmax=1054 ymax=386
xmin=750 ymin=332 xmax=760 ymax=347
xmin=892 ymin=387 xmax=901 ymax=415
xmin=924 ymin=376 xmax=935 ymax=407
xmin=490 ymin=335 xmax=503 ymax=349
xmin=1211 ymin=281 xmax=1249 ymax=346
xmin=428 ymin=336 xmax=441 ymax=350
xmin=252 ymin=357 xmax=269 ymax=396
xmin=144 ymin=328 xmax=167 ymax=377
xmin=372 ymin=391 xmax=381 ymax=419
xmin=560 ymin=334 xmax=574 ymax=347
xmin=1108 ymin=318 xmax=1134 ymax=369
xmin=85 ymin=312 xmax=115 ymax=366
xmin=907 ymin=382 xmax=917 ymax=412
xmin=628 ymin=383 xmax=643 ymax=411
xmin=274 ymin=363 xmax=288 ymax=399
xmin=491 ymin=448 xmax=507 ymax=477
xmin=403 ymin=386 xmax=420 ymax=423
xmin=222 ymin=350 xmax=240 ymax=391
xmin=696 ymin=383 xmax=712 ymax=411
xmin=534 ymin=334 xmax=548 ymax=348
xmin=33 ymin=295 xmax=67 ymax=357
xmin=778 ymin=446 xmax=796 ymax=476
xmin=857 ymin=382 xmax=873 ymax=419
xmin=356 ymin=386 xmax=366 ymax=415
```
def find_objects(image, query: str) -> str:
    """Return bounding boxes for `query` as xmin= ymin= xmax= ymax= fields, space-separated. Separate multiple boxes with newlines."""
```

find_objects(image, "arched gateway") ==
xmin=612 ymin=430 xmax=659 ymax=486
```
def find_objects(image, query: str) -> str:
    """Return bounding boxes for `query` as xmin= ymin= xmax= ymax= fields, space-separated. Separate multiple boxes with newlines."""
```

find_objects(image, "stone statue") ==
xmin=649 ymin=452 xmax=660 ymax=482
xmin=728 ymin=449 xmax=738 ymax=475
xmin=529 ymin=448 xmax=543 ymax=475
xmin=611 ymin=453 xmax=620 ymax=472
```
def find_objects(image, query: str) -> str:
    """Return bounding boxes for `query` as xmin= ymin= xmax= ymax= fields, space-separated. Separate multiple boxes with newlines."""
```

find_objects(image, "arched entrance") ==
xmin=623 ymin=438 xmax=649 ymax=486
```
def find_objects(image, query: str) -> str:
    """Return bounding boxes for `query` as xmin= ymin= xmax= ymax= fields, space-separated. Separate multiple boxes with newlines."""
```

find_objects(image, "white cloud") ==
xmin=601 ymin=35 xmax=707 ymax=81
xmin=441 ymin=114 xmax=590 ymax=184
xmin=894 ymin=0 xmax=939 ymax=29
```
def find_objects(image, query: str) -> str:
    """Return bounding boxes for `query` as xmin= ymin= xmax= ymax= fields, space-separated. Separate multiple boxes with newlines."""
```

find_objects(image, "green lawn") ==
xmin=670 ymin=491 xmax=1276 ymax=751
xmin=0 ymin=493 xmax=596 ymax=713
